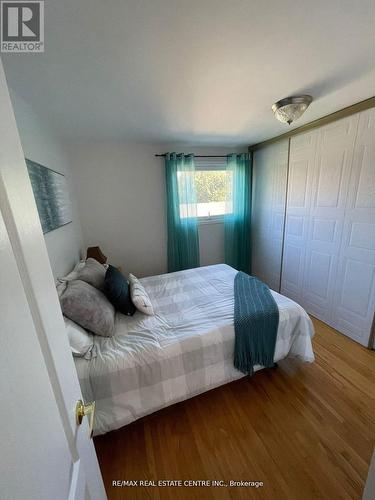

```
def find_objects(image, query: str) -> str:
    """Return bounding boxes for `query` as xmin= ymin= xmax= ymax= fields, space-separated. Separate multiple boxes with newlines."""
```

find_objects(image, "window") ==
xmin=179 ymin=161 xmax=233 ymax=221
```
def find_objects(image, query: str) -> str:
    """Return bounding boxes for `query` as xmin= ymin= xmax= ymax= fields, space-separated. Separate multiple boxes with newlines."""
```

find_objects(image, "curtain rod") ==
xmin=155 ymin=154 xmax=229 ymax=158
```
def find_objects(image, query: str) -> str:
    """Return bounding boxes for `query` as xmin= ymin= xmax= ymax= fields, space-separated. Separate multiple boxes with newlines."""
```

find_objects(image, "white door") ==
xmin=301 ymin=115 xmax=359 ymax=323
xmin=363 ymin=448 xmax=375 ymax=500
xmin=0 ymin=60 xmax=106 ymax=500
xmin=281 ymin=130 xmax=317 ymax=305
xmin=252 ymin=140 xmax=289 ymax=291
xmin=331 ymin=108 xmax=375 ymax=347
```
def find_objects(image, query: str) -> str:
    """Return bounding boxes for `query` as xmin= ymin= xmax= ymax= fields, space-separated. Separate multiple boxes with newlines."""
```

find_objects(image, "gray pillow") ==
xmin=60 ymin=280 xmax=115 ymax=337
xmin=76 ymin=258 xmax=106 ymax=290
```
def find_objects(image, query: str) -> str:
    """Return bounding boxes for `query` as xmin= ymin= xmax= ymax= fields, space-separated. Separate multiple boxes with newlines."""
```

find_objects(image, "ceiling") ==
xmin=3 ymin=0 xmax=375 ymax=146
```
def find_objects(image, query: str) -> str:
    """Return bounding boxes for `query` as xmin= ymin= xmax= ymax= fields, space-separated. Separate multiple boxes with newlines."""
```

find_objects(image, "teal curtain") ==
xmin=165 ymin=153 xmax=200 ymax=272
xmin=224 ymin=153 xmax=252 ymax=273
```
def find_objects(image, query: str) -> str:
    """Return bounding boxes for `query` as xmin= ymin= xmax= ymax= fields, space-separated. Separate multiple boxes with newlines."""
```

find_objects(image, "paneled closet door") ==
xmin=301 ymin=115 xmax=359 ymax=323
xmin=252 ymin=140 xmax=288 ymax=291
xmin=331 ymin=108 xmax=375 ymax=347
xmin=280 ymin=131 xmax=317 ymax=305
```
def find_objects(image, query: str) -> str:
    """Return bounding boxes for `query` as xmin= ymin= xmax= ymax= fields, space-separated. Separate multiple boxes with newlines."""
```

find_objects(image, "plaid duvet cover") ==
xmin=75 ymin=264 xmax=314 ymax=435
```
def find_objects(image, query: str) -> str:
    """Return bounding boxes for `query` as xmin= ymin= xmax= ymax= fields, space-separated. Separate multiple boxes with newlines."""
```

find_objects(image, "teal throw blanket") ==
xmin=234 ymin=272 xmax=279 ymax=375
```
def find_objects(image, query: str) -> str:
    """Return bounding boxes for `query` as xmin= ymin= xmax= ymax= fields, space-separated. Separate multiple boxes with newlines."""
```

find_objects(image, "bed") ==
xmin=75 ymin=264 xmax=314 ymax=435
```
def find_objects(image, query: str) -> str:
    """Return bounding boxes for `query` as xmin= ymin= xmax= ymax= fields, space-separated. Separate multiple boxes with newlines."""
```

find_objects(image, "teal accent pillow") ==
xmin=104 ymin=265 xmax=136 ymax=316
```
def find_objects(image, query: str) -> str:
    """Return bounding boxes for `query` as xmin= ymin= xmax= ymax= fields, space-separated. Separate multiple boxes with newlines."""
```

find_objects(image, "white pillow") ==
xmin=64 ymin=316 xmax=96 ymax=360
xmin=128 ymin=273 xmax=154 ymax=315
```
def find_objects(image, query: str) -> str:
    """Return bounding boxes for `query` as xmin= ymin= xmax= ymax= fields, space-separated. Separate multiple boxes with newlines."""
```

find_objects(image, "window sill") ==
xmin=198 ymin=217 xmax=225 ymax=226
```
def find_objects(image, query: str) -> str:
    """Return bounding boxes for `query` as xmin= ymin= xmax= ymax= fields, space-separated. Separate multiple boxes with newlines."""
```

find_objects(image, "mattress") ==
xmin=75 ymin=264 xmax=314 ymax=435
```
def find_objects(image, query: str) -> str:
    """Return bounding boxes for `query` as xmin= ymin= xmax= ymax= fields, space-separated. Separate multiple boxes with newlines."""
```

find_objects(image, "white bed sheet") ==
xmin=75 ymin=264 xmax=314 ymax=435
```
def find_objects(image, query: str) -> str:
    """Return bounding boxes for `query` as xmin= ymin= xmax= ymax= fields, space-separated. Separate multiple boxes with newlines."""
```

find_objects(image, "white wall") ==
xmin=199 ymin=221 xmax=225 ymax=267
xmin=69 ymin=143 xmax=245 ymax=277
xmin=9 ymin=91 xmax=84 ymax=279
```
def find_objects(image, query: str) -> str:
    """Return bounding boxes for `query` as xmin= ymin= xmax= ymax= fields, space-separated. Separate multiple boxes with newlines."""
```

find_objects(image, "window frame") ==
xmin=194 ymin=159 xmax=231 ymax=224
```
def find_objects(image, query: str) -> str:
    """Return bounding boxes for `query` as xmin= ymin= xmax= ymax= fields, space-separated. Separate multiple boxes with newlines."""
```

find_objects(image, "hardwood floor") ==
xmin=94 ymin=318 xmax=375 ymax=500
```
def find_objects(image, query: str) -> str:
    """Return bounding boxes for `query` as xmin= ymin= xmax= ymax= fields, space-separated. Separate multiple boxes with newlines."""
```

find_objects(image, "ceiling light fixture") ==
xmin=272 ymin=95 xmax=313 ymax=125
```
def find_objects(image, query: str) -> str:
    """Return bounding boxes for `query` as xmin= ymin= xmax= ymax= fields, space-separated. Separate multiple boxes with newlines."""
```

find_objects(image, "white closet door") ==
xmin=331 ymin=108 xmax=375 ymax=346
xmin=281 ymin=131 xmax=317 ymax=305
xmin=252 ymin=140 xmax=288 ymax=291
xmin=301 ymin=116 xmax=359 ymax=323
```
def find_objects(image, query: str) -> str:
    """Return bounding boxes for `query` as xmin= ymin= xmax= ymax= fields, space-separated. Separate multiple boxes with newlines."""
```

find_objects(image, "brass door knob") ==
xmin=76 ymin=400 xmax=95 ymax=438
